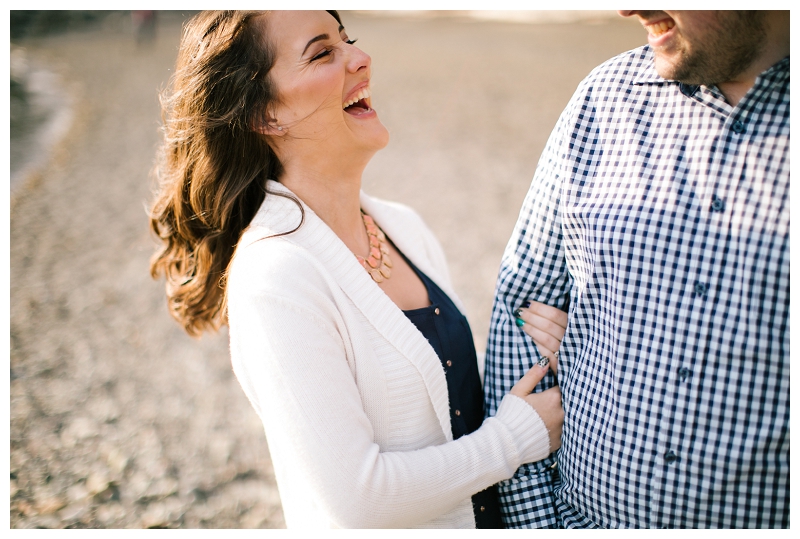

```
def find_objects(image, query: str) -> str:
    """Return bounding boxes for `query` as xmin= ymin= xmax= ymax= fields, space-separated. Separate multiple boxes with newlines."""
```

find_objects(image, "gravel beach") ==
xmin=9 ymin=11 xmax=645 ymax=528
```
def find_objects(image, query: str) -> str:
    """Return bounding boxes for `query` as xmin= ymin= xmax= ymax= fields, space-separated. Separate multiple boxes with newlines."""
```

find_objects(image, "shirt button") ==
xmin=678 ymin=367 xmax=691 ymax=381
xmin=731 ymin=120 xmax=745 ymax=134
xmin=695 ymin=282 xmax=708 ymax=297
xmin=434 ymin=307 xmax=440 ymax=315
xmin=664 ymin=450 xmax=680 ymax=464
xmin=711 ymin=197 xmax=725 ymax=212
xmin=446 ymin=360 xmax=452 ymax=367
xmin=480 ymin=506 xmax=486 ymax=512
xmin=454 ymin=410 xmax=461 ymax=416
xmin=679 ymin=82 xmax=698 ymax=97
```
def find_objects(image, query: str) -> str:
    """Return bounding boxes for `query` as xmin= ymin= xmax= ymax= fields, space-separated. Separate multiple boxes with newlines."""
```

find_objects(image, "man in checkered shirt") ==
xmin=484 ymin=11 xmax=789 ymax=528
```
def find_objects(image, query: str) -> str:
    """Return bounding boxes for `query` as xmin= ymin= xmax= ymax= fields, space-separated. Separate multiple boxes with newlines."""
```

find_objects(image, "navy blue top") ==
xmin=401 ymin=257 xmax=502 ymax=528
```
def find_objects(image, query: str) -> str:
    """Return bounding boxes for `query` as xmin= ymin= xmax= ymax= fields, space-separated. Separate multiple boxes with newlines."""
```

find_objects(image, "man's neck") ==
xmin=717 ymin=11 xmax=789 ymax=106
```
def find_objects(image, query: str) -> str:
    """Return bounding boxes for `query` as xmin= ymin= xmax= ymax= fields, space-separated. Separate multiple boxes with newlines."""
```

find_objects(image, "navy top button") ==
xmin=678 ymin=367 xmax=691 ymax=381
xmin=732 ymin=120 xmax=745 ymax=134
xmin=711 ymin=197 xmax=725 ymax=211
xmin=695 ymin=282 xmax=708 ymax=296
xmin=664 ymin=450 xmax=680 ymax=464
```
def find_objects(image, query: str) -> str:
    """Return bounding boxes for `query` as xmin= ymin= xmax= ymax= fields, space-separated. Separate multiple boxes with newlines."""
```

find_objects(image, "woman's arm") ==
xmin=228 ymin=263 xmax=557 ymax=528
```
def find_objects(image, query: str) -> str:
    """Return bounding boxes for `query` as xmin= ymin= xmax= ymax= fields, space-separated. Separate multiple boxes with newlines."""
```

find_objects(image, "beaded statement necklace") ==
xmin=356 ymin=213 xmax=393 ymax=283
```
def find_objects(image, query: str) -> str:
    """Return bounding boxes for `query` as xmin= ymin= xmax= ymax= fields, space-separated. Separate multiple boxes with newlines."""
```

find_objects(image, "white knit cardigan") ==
xmin=227 ymin=180 xmax=551 ymax=529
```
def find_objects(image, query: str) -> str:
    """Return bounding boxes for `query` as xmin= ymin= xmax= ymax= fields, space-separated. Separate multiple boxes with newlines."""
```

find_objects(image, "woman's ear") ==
xmin=255 ymin=118 xmax=287 ymax=136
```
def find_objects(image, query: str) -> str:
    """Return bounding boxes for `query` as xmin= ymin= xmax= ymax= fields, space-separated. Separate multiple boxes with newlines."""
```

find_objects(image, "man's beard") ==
xmin=659 ymin=11 xmax=768 ymax=86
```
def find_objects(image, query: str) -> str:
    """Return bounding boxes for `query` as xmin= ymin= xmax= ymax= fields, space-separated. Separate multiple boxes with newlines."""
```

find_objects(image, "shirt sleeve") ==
xmin=483 ymin=86 xmax=584 ymax=528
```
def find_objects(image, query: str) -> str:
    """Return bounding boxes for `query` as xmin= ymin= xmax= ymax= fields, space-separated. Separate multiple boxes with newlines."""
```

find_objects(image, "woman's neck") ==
xmin=278 ymin=162 xmax=370 ymax=258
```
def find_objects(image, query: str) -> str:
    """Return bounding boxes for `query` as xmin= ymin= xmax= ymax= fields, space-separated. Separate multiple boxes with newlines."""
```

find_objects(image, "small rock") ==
xmin=140 ymin=503 xmax=169 ymax=528
xmin=95 ymin=483 xmax=120 ymax=503
xmin=16 ymin=500 xmax=37 ymax=516
xmin=185 ymin=501 xmax=217 ymax=522
xmin=241 ymin=505 xmax=269 ymax=529
xmin=208 ymin=437 xmax=231 ymax=465
xmin=88 ymin=396 xmax=120 ymax=423
xmin=19 ymin=514 xmax=62 ymax=529
xmin=60 ymin=417 xmax=98 ymax=448
xmin=59 ymin=501 xmax=89 ymax=522
xmin=86 ymin=471 xmax=110 ymax=495
xmin=95 ymin=502 xmax=125 ymax=525
xmin=141 ymin=477 xmax=178 ymax=501
xmin=66 ymin=483 xmax=90 ymax=503
xmin=125 ymin=472 xmax=152 ymax=501
xmin=141 ymin=456 xmax=169 ymax=480
xmin=106 ymin=448 xmax=129 ymax=475
xmin=36 ymin=496 xmax=66 ymax=515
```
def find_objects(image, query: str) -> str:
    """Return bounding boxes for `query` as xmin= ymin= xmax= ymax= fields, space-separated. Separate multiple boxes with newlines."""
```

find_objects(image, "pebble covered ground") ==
xmin=9 ymin=11 xmax=645 ymax=528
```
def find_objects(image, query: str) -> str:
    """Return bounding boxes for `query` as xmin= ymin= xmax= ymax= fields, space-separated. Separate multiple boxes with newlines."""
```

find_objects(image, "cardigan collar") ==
xmin=239 ymin=180 xmax=456 ymax=441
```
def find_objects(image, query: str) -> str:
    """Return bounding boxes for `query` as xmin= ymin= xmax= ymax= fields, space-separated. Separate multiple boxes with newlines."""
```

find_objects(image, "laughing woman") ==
xmin=149 ymin=11 xmax=566 ymax=529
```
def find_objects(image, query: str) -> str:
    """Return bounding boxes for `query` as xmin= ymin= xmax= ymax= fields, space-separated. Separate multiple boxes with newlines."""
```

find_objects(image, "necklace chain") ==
xmin=355 ymin=212 xmax=393 ymax=283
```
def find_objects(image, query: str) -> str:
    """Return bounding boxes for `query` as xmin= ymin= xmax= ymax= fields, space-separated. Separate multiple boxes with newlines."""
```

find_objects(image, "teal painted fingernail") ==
xmin=515 ymin=318 xmax=525 ymax=327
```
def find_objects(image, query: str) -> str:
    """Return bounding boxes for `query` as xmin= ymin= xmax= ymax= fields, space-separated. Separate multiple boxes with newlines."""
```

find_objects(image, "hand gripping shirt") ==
xmin=484 ymin=46 xmax=790 ymax=528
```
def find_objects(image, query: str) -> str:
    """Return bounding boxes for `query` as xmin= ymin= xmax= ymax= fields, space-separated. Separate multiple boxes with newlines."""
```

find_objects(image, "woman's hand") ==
xmin=514 ymin=300 xmax=567 ymax=374
xmin=509 ymin=361 xmax=564 ymax=452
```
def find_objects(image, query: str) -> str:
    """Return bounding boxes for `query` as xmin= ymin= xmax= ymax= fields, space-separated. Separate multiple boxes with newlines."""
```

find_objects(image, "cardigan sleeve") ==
xmin=228 ymin=242 xmax=551 ymax=529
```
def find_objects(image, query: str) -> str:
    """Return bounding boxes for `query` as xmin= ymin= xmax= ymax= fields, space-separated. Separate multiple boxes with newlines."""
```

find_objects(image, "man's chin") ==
xmin=653 ymin=55 xmax=701 ymax=85
xmin=653 ymin=55 xmax=680 ymax=82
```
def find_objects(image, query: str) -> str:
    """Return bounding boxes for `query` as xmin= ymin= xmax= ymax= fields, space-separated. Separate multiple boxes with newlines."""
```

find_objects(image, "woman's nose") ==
xmin=346 ymin=44 xmax=370 ymax=73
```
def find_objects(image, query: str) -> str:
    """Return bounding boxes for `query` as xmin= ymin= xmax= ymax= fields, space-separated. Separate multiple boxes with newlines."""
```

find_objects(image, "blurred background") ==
xmin=9 ymin=10 xmax=645 ymax=528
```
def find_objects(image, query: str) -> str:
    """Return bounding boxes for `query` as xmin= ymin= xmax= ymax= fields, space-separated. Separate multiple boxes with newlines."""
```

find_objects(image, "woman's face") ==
xmin=264 ymin=11 xmax=389 ymax=154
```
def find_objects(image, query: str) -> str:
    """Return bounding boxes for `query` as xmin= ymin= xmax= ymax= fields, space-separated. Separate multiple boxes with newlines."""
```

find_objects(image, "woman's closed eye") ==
xmin=310 ymin=38 xmax=358 ymax=62
xmin=310 ymin=47 xmax=333 ymax=62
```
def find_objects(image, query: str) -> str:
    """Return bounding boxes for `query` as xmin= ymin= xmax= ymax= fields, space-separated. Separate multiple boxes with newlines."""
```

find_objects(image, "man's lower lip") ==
xmin=646 ymin=22 xmax=675 ymax=47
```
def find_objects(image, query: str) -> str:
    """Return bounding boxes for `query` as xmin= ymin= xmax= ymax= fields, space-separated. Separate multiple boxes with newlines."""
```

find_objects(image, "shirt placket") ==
xmin=654 ymin=89 xmax=746 ymax=527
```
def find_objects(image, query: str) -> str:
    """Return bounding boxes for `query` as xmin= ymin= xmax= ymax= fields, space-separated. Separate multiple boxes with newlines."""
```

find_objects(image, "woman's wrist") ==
xmin=495 ymin=393 xmax=552 ymax=464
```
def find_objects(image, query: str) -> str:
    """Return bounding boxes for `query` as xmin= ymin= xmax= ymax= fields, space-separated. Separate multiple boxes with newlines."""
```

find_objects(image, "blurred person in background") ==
xmin=131 ymin=10 xmax=156 ymax=46
xmin=484 ymin=10 xmax=789 ymax=528
xmin=149 ymin=10 xmax=567 ymax=529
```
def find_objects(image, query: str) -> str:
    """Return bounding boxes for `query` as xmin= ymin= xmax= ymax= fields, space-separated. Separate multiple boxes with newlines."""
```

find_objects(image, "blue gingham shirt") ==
xmin=484 ymin=46 xmax=789 ymax=529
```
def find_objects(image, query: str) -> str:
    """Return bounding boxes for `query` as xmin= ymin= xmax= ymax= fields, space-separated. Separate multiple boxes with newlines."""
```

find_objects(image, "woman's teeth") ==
xmin=647 ymin=19 xmax=675 ymax=37
xmin=343 ymin=87 xmax=370 ymax=109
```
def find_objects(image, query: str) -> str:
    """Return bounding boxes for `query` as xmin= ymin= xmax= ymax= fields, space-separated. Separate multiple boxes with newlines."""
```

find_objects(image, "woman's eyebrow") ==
xmin=302 ymin=33 xmax=329 ymax=55
xmin=301 ymin=24 xmax=346 ymax=56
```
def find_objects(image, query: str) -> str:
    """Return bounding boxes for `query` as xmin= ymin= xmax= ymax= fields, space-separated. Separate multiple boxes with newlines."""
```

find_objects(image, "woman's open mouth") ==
xmin=343 ymin=86 xmax=373 ymax=116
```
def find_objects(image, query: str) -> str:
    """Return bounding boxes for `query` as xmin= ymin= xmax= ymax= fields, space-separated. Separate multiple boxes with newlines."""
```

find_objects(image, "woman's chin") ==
xmin=353 ymin=121 xmax=390 ymax=152
xmin=373 ymin=125 xmax=390 ymax=150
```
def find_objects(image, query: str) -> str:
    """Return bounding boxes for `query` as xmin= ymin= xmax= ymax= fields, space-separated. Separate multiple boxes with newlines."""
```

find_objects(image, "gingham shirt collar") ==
xmin=630 ymin=54 xmax=789 ymax=85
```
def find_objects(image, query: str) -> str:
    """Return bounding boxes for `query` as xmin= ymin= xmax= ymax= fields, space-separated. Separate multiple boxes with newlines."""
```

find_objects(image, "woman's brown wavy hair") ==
xmin=149 ymin=11 xmax=286 ymax=336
